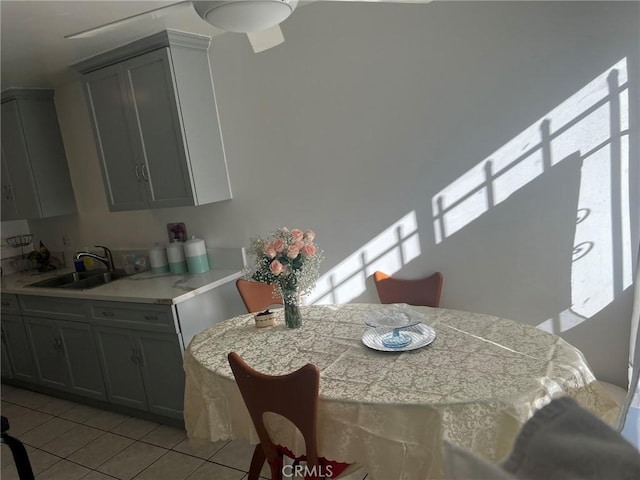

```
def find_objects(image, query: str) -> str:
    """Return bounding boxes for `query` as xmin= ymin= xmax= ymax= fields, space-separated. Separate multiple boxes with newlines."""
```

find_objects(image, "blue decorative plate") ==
xmin=362 ymin=324 xmax=436 ymax=352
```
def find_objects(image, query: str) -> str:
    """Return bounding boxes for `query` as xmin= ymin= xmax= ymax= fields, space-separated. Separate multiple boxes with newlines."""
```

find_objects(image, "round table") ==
xmin=183 ymin=304 xmax=619 ymax=480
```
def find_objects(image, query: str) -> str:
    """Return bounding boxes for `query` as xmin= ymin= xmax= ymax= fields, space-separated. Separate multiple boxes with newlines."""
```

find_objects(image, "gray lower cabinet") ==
xmin=23 ymin=316 xmax=106 ymax=400
xmin=93 ymin=325 xmax=184 ymax=419
xmin=1 ymin=313 xmax=37 ymax=383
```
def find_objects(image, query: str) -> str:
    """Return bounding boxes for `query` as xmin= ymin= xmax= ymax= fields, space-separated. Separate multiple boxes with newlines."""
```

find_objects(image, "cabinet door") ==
xmin=84 ymin=65 xmax=148 ymax=211
xmin=57 ymin=320 xmax=107 ymax=401
xmin=0 ymin=149 xmax=19 ymax=220
xmin=0 ymin=99 xmax=41 ymax=219
xmin=93 ymin=325 xmax=148 ymax=410
xmin=123 ymin=48 xmax=194 ymax=208
xmin=136 ymin=331 xmax=185 ymax=419
xmin=23 ymin=316 xmax=69 ymax=390
xmin=1 ymin=314 xmax=37 ymax=383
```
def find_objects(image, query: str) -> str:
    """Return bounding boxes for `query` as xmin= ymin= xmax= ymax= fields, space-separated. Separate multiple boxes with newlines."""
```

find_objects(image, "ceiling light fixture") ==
xmin=192 ymin=0 xmax=298 ymax=34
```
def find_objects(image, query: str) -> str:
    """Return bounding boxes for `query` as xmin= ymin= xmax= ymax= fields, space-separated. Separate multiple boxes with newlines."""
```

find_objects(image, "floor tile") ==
xmin=210 ymin=439 xmax=265 ymax=473
xmin=1 ymin=383 xmax=18 ymax=397
xmin=110 ymin=417 xmax=159 ymax=440
xmin=59 ymin=403 xmax=103 ymax=424
xmin=97 ymin=441 xmax=167 ymax=480
xmin=26 ymin=445 xmax=64 ymax=474
xmin=0 ymin=462 xmax=20 ymax=480
xmin=2 ymin=388 xmax=51 ymax=410
xmin=4 ymin=409 xmax=53 ymax=436
xmin=173 ymin=437 xmax=228 ymax=460
xmin=37 ymin=459 xmax=91 ymax=480
xmin=140 ymin=424 xmax=186 ymax=449
xmin=132 ymin=451 xmax=204 ymax=480
xmin=83 ymin=410 xmax=129 ymax=431
xmin=185 ymin=461 xmax=246 ymax=480
xmin=81 ymin=471 xmax=118 ymax=480
xmin=40 ymin=424 xmax=104 ymax=458
xmin=20 ymin=417 xmax=77 ymax=448
xmin=36 ymin=396 xmax=79 ymax=416
xmin=68 ymin=432 xmax=134 ymax=469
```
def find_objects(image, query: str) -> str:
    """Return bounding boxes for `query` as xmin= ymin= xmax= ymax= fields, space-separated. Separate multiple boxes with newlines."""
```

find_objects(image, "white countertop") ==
xmin=1 ymin=267 xmax=243 ymax=305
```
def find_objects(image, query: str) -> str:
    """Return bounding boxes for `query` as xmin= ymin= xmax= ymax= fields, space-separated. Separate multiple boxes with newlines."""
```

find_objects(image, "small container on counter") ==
xmin=184 ymin=236 xmax=210 ymax=274
xmin=149 ymin=243 xmax=170 ymax=274
xmin=166 ymin=241 xmax=187 ymax=274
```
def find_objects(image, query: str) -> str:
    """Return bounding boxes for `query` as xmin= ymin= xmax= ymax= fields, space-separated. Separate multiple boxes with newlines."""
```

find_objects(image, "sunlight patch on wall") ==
xmin=431 ymin=58 xmax=632 ymax=334
xmin=307 ymin=211 xmax=420 ymax=304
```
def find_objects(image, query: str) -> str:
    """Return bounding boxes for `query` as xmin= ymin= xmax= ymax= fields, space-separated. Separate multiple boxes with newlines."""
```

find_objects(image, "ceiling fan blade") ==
xmin=65 ymin=1 xmax=193 ymax=39
xmin=246 ymin=24 xmax=285 ymax=53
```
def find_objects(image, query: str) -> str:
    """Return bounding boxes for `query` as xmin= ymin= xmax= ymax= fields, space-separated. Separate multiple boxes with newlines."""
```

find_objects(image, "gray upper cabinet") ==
xmin=73 ymin=30 xmax=232 ymax=212
xmin=0 ymin=89 xmax=77 ymax=220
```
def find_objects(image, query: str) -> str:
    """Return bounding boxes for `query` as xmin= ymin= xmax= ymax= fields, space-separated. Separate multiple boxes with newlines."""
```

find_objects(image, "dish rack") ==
xmin=6 ymin=234 xmax=33 ymax=248
xmin=5 ymin=234 xmax=36 ymax=271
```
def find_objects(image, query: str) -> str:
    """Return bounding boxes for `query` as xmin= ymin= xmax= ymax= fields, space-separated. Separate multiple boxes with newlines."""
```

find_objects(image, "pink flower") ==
xmin=269 ymin=259 xmax=283 ymax=275
xmin=287 ymin=245 xmax=300 ymax=259
xmin=294 ymin=240 xmax=305 ymax=250
xmin=291 ymin=229 xmax=304 ymax=241
xmin=263 ymin=246 xmax=276 ymax=259
xmin=301 ymin=243 xmax=317 ymax=257
xmin=272 ymin=238 xmax=285 ymax=253
xmin=303 ymin=230 xmax=315 ymax=243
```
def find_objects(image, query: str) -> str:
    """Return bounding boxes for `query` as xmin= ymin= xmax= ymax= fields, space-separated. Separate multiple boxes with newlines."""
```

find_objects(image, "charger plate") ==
xmin=362 ymin=323 xmax=436 ymax=352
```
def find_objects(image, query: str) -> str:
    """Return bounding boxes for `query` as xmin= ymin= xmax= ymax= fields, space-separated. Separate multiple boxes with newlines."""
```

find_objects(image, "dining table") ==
xmin=183 ymin=303 xmax=619 ymax=480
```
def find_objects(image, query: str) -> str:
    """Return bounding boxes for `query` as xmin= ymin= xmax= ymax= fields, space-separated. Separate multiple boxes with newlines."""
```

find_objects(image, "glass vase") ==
xmin=282 ymin=288 xmax=302 ymax=329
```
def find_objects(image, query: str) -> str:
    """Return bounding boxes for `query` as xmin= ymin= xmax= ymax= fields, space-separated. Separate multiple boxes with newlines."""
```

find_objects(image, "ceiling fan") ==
xmin=65 ymin=0 xmax=433 ymax=53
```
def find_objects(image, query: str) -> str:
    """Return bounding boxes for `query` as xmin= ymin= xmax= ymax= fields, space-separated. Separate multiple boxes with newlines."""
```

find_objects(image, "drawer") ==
xmin=90 ymin=301 xmax=177 ymax=333
xmin=19 ymin=295 xmax=89 ymax=321
xmin=1 ymin=294 xmax=20 ymax=315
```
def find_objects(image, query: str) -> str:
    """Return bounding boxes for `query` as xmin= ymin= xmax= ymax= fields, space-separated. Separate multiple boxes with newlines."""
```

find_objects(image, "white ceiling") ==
xmin=0 ymin=1 xmax=230 ymax=88
xmin=1 ymin=0 xmax=435 ymax=89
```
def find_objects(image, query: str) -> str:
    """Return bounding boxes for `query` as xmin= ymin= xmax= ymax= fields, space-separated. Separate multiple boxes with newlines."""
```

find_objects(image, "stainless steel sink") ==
xmin=28 ymin=269 xmax=129 ymax=290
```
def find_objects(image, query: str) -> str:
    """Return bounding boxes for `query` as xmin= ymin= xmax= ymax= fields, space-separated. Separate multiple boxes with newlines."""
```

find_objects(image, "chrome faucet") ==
xmin=74 ymin=245 xmax=115 ymax=271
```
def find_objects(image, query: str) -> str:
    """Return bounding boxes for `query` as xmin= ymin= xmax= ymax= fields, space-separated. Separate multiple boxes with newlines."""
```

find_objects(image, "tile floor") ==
xmin=1 ymin=384 xmax=368 ymax=480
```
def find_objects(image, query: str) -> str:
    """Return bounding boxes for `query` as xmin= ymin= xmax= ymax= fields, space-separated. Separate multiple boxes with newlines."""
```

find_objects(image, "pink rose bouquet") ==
xmin=246 ymin=227 xmax=323 ymax=299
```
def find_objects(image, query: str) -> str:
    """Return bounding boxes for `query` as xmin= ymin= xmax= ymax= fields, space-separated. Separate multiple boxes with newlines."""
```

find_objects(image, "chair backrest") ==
xmin=615 ymin=242 xmax=640 ymax=432
xmin=228 ymin=352 xmax=321 ymax=467
xmin=373 ymin=271 xmax=444 ymax=307
xmin=236 ymin=279 xmax=283 ymax=313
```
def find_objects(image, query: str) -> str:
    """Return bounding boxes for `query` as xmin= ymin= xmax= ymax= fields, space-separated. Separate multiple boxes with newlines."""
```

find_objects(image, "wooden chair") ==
xmin=236 ymin=279 xmax=283 ymax=313
xmin=373 ymin=270 xmax=444 ymax=307
xmin=1 ymin=416 xmax=34 ymax=480
xmin=227 ymin=352 xmax=353 ymax=480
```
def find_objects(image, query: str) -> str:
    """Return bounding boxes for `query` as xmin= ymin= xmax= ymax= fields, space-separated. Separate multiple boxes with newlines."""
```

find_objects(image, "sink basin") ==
xmin=28 ymin=269 xmax=129 ymax=290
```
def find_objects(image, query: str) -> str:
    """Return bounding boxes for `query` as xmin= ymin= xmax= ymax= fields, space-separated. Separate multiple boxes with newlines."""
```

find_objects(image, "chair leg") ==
xmin=248 ymin=444 xmax=266 ymax=480
xmin=1 ymin=433 xmax=35 ymax=480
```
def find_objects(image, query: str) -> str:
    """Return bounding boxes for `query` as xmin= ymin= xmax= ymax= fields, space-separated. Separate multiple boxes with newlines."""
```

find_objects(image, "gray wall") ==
xmin=29 ymin=2 xmax=639 ymax=386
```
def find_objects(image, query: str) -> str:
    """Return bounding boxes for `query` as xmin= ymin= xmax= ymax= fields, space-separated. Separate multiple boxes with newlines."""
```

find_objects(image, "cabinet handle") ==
xmin=1 ymin=329 xmax=6 ymax=344
xmin=130 ymin=348 xmax=138 ymax=365
xmin=141 ymin=164 xmax=149 ymax=182
xmin=53 ymin=337 xmax=65 ymax=353
xmin=144 ymin=315 xmax=158 ymax=321
xmin=102 ymin=311 xmax=115 ymax=317
xmin=136 ymin=349 xmax=145 ymax=367
xmin=135 ymin=164 xmax=143 ymax=182
xmin=1 ymin=302 xmax=10 ymax=307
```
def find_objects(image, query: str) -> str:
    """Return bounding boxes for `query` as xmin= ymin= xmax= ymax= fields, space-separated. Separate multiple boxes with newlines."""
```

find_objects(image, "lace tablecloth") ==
xmin=183 ymin=304 xmax=619 ymax=480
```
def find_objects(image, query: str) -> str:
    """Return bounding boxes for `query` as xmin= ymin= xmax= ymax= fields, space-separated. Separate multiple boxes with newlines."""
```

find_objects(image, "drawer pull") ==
xmin=1 ymin=302 xmax=10 ymax=307
xmin=144 ymin=315 xmax=158 ymax=321
xmin=102 ymin=311 xmax=115 ymax=317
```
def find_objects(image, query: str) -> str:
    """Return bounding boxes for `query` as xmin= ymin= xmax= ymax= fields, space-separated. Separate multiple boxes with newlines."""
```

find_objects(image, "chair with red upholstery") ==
xmin=236 ymin=278 xmax=283 ymax=313
xmin=373 ymin=270 xmax=444 ymax=307
xmin=227 ymin=352 xmax=356 ymax=480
